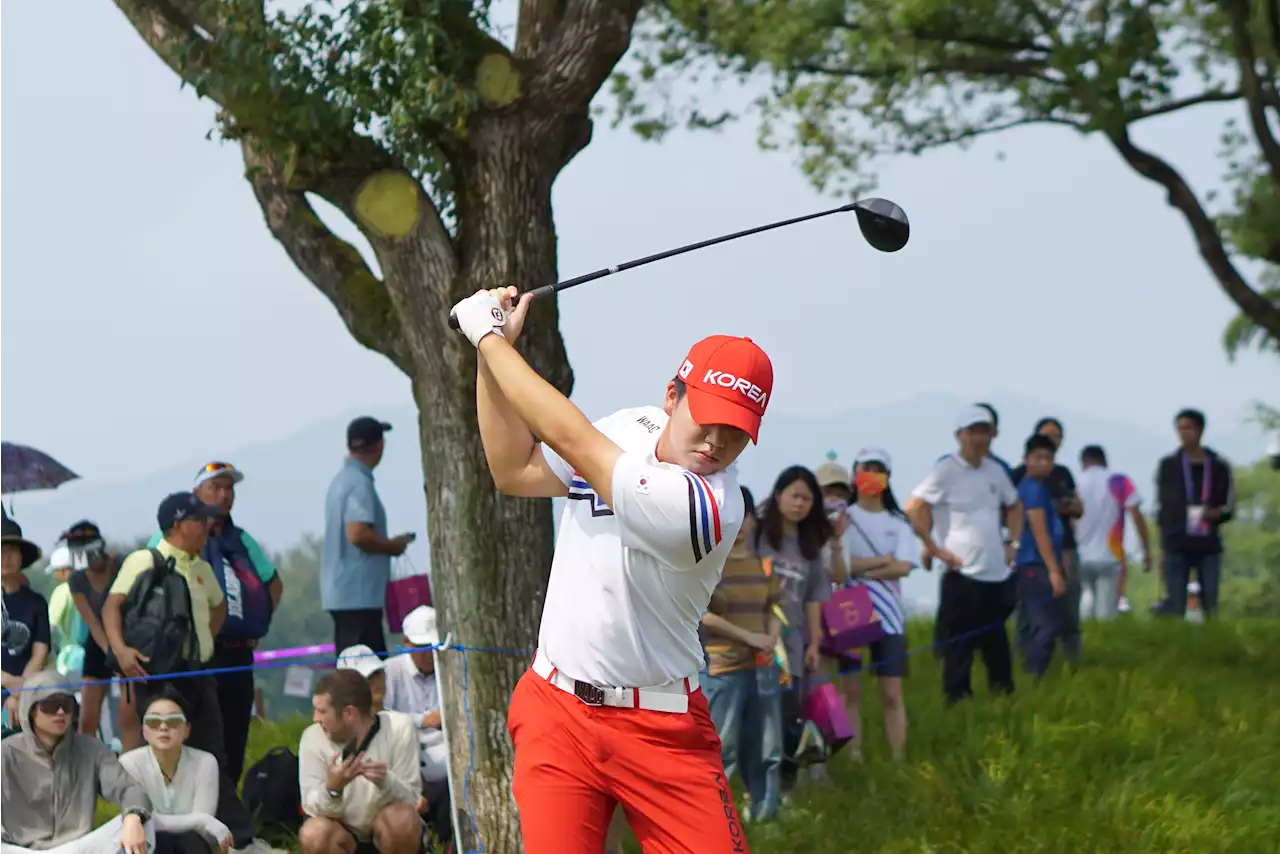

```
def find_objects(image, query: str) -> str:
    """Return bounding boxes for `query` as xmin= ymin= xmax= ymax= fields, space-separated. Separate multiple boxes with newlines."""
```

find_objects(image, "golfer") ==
xmin=451 ymin=287 xmax=773 ymax=853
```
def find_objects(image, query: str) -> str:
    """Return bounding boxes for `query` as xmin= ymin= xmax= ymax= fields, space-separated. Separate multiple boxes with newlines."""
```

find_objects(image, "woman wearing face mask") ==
xmin=754 ymin=466 xmax=836 ymax=789
xmin=838 ymin=448 xmax=919 ymax=762
xmin=120 ymin=690 xmax=232 ymax=854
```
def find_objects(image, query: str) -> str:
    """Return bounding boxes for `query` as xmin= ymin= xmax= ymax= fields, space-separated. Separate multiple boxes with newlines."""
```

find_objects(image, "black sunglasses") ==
xmin=36 ymin=694 xmax=77 ymax=716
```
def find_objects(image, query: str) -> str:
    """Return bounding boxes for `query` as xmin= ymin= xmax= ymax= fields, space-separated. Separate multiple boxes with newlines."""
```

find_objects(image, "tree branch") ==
xmin=1107 ymin=127 xmax=1280 ymax=340
xmin=891 ymin=115 xmax=1084 ymax=155
xmin=524 ymin=0 xmax=644 ymax=113
xmin=1223 ymin=0 xmax=1280 ymax=181
xmin=243 ymin=140 xmax=413 ymax=374
xmin=795 ymin=57 xmax=1053 ymax=81
xmin=113 ymin=0 xmax=218 ymax=94
xmin=1125 ymin=89 xmax=1244 ymax=123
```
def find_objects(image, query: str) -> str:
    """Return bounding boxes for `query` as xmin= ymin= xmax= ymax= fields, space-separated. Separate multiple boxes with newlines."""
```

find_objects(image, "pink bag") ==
xmin=804 ymin=682 xmax=855 ymax=751
xmin=820 ymin=584 xmax=885 ymax=657
xmin=385 ymin=558 xmax=432 ymax=635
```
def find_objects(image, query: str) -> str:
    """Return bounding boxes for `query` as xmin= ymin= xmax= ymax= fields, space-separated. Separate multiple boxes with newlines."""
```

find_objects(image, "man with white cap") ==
xmin=45 ymin=543 xmax=87 ymax=675
xmin=381 ymin=606 xmax=451 ymax=849
xmin=905 ymin=406 xmax=1023 ymax=704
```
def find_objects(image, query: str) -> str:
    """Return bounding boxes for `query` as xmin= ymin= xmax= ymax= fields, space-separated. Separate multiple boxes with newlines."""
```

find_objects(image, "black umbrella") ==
xmin=1 ymin=442 xmax=80 ymax=495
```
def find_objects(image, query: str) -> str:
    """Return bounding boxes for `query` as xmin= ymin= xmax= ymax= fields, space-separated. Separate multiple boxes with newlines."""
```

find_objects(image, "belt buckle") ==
xmin=573 ymin=681 xmax=606 ymax=707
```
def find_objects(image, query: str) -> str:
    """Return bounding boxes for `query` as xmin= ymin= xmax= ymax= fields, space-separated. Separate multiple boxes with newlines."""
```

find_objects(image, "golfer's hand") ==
xmin=118 ymin=814 xmax=147 ymax=854
xmin=359 ymin=759 xmax=389 ymax=786
xmin=450 ymin=290 xmax=508 ymax=348
xmin=484 ymin=286 xmax=533 ymax=344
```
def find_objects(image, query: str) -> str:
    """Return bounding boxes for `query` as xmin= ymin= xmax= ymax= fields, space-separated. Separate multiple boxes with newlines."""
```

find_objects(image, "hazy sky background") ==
xmin=3 ymin=1 xmax=1277 ymax=492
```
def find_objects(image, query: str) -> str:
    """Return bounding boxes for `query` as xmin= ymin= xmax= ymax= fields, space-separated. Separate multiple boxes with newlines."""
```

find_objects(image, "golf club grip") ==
xmin=446 ymin=284 xmax=558 ymax=330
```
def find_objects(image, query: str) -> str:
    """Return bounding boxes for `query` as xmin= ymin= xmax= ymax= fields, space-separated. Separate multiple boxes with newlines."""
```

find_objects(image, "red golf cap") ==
xmin=676 ymin=335 xmax=774 ymax=443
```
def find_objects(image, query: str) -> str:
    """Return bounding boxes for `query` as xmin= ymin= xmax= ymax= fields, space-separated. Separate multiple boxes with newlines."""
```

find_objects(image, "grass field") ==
xmin=97 ymin=614 xmax=1280 ymax=853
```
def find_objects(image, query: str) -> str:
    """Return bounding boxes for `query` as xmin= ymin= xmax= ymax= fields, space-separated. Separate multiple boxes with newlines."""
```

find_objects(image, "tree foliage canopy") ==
xmin=615 ymin=0 xmax=1280 ymax=352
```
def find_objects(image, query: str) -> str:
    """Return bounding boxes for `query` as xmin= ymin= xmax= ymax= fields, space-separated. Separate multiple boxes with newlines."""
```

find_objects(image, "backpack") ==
xmin=242 ymin=747 xmax=303 ymax=833
xmin=107 ymin=549 xmax=200 ymax=676
xmin=205 ymin=530 xmax=273 ymax=641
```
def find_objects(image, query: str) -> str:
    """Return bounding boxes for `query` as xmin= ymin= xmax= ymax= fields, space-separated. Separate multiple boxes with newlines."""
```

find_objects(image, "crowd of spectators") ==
xmin=0 ymin=404 xmax=1237 ymax=851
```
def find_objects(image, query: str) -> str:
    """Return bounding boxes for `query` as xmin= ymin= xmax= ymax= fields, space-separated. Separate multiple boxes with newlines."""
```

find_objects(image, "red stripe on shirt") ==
xmin=690 ymin=472 xmax=722 ymax=545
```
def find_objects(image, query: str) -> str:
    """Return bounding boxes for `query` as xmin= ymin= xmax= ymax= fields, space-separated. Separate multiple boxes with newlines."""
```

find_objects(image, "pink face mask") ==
xmin=854 ymin=471 xmax=889 ymax=497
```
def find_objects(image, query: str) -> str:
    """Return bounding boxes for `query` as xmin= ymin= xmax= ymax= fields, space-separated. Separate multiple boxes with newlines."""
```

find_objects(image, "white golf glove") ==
xmin=450 ymin=290 xmax=508 ymax=348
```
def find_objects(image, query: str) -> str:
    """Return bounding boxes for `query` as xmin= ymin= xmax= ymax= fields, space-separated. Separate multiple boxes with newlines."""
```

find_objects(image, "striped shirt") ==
xmin=839 ymin=505 xmax=919 ymax=636
xmin=702 ymin=551 xmax=779 ymax=676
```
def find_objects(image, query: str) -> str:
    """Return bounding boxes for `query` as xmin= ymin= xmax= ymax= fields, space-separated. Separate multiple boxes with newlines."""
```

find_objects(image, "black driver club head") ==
xmin=852 ymin=198 xmax=910 ymax=253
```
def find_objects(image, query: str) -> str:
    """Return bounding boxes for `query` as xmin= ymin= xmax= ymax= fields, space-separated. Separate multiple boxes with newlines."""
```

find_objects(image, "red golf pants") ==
xmin=508 ymin=667 xmax=750 ymax=854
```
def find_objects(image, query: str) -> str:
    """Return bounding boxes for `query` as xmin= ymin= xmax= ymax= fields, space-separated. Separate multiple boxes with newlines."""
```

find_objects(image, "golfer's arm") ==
xmin=904 ymin=498 xmax=938 ymax=551
xmin=103 ymin=594 xmax=128 ymax=655
xmin=478 ymin=335 xmax=622 ymax=506
xmin=476 ymin=355 xmax=561 ymax=497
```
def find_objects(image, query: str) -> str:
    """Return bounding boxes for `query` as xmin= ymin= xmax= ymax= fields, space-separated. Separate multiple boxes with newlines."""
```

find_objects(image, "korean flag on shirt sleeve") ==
xmin=610 ymin=451 xmax=745 ymax=571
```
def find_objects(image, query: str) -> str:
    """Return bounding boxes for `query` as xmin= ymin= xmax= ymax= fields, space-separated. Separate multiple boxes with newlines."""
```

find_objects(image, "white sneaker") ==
xmin=234 ymin=840 xmax=287 ymax=854
xmin=1117 ymin=596 xmax=1132 ymax=614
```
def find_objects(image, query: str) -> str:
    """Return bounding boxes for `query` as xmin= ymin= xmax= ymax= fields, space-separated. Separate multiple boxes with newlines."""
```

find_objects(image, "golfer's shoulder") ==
xmin=594 ymin=405 xmax=668 ymax=444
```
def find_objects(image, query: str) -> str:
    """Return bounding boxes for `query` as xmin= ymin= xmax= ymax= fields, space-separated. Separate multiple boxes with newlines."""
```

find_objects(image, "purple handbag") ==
xmin=820 ymin=584 xmax=885 ymax=656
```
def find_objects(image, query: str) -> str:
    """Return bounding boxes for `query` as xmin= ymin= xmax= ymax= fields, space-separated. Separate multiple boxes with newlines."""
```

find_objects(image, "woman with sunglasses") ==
xmin=837 ymin=448 xmax=919 ymax=762
xmin=120 ymin=690 xmax=232 ymax=854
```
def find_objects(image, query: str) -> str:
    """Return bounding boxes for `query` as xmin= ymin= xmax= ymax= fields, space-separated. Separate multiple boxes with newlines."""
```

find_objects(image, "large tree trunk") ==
xmin=400 ymin=110 xmax=580 ymax=852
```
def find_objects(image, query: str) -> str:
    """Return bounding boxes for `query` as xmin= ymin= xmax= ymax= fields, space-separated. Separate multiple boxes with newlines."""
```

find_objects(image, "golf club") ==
xmin=447 ymin=197 xmax=909 ymax=329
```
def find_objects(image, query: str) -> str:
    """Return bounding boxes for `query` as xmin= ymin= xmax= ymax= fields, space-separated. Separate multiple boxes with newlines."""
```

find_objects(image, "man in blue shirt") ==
xmin=1014 ymin=435 xmax=1068 ymax=678
xmin=323 ymin=417 xmax=415 ymax=656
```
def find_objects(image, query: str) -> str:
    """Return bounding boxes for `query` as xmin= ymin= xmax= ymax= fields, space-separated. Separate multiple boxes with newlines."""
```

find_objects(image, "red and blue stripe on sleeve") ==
xmin=682 ymin=471 xmax=723 ymax=562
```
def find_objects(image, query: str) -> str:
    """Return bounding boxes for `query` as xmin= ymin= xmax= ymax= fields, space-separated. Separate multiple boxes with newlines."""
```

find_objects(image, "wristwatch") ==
xmin=123 ymin=807 xmax=150 ymax=824
xmin=326 ymin=787 xmax=343 ymax=800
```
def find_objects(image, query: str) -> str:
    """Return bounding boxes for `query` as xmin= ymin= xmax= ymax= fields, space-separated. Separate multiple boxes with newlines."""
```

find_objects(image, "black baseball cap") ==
xmin=348 ymin=416 xmax=392 ymax=450
xmin=157 ymin=492 xmax=220 ymax=531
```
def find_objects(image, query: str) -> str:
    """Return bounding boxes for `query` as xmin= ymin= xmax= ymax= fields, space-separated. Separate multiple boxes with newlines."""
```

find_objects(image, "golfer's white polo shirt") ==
xmin=912 ymin=453 xmax=1019 ymax=582
xmin=539 ymin=406 xmax=745 ymax=688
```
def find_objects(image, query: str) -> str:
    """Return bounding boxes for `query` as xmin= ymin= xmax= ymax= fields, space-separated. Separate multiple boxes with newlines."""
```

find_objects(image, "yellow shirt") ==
xmin=110 ymin=539 xmax=224 ymax=662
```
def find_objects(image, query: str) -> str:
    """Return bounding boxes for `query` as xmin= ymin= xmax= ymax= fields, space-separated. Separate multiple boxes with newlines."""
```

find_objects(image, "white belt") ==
xmin=532 ymin=650 xmax=698 ymax=714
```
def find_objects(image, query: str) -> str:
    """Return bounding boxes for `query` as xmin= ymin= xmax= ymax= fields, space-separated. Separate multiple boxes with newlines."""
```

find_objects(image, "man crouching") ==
xmin=299 ymin=670 xmax=422 ymax=854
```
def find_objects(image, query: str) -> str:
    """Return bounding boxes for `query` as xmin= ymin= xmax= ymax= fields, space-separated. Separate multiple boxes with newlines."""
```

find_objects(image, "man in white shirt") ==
xmin=906 ymin=406 xmax=1023 ymax=705
xmin=298 ymin=670 xmax=422 ymax=854
xmin=1074 ymin=445 xmax=1151 ymax=621
xmin=381 ymin=606 xmax=451 ymax=849
xmin=450 ymin=287 xmax=773 ymax=854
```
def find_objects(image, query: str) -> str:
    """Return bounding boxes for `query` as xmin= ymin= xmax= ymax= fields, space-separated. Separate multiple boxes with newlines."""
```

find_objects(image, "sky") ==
xmin=2 ymin=0 xmax=1277 ymax=494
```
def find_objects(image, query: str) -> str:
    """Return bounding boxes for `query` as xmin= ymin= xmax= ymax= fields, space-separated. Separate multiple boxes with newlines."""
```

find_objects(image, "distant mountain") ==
xmin=8 ymin=392 xmax=1269 ymax=615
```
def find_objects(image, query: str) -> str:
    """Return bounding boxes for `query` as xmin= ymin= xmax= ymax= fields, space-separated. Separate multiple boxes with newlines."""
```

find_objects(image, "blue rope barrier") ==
xmin=6 ymin=589 xmax=1060 ymax=854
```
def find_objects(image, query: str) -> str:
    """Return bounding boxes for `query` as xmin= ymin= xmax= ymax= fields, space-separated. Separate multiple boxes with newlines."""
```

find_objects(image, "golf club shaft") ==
xmin=448 ymin=201 xmax=856 ymax=328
